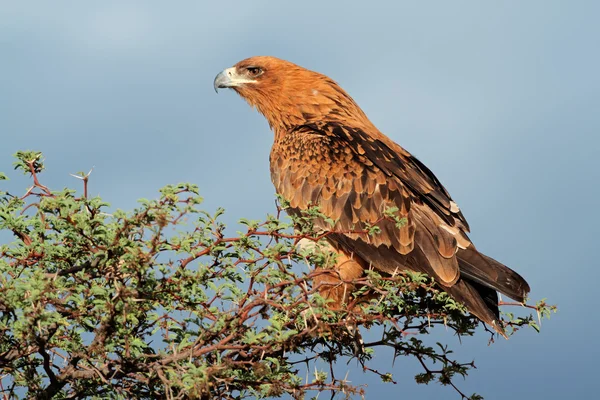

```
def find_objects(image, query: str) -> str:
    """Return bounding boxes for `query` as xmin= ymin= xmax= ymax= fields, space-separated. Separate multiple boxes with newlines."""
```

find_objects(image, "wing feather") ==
xmin=271 ymin=122 xmax=463 ymax=285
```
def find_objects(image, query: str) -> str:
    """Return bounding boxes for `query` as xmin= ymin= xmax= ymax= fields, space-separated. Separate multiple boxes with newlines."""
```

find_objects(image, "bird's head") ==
xmin=214 ymin=56 xmax=372 ymax=132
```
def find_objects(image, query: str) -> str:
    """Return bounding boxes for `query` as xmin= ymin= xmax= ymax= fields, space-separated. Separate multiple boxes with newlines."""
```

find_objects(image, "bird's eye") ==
xmin=246 ymin=67 xmax=263 ymax=77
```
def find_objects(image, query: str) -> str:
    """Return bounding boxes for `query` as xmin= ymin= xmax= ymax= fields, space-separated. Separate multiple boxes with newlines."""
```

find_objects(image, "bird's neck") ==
xmin=260 ymin=101 xmax=376 ymax=142
xmin=237 ymin=83 xmax=377 ymax=140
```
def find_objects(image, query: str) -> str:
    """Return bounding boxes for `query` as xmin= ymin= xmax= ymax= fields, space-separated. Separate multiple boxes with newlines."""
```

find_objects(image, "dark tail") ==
xmin=457 ymin=245 xmax=530 ymax=302
xmin=445 ymin=278 xmax=506 ymax=337
xmin=450 ymin=245 xmax=531 ymax=338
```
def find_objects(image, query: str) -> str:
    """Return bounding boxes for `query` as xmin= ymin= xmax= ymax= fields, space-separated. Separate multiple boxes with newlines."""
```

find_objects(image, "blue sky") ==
xmin=1 ymin=1 xmax=598 ymax=398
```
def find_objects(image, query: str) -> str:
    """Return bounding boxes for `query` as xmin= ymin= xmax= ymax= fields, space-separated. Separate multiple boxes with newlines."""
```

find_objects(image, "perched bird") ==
xmin=214 ymin=56 xmax=530 ymax=337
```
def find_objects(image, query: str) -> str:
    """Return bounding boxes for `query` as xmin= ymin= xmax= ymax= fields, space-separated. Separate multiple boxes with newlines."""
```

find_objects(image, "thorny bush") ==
xmin=0 ymin=151 xmax=555 ymax=399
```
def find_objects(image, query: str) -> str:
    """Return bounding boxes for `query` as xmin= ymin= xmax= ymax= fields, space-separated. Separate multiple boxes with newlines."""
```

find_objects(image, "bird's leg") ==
xmin=298 ymin=238 xmax=365 ymax=307
xmin=298 ymin=238 xmax=367 ymax=354
xmin=314 ymin=249 xmax=365 ymax=307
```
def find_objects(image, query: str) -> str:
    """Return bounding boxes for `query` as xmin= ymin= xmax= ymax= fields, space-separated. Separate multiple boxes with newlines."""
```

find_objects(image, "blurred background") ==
xmin=1 ymin=1 xmax=598 ymax=398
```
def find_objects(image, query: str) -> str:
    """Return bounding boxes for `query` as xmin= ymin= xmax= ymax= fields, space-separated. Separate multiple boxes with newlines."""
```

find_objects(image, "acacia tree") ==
xmin=0 ymin=151 xmax=554 ymax=399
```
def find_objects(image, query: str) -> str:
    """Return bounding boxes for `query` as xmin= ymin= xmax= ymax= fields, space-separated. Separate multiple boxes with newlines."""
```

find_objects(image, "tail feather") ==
xmin=445 ymin=279 xmax=507 ymax=338
xmin=457 ymin=245 xmax=530 ymax=302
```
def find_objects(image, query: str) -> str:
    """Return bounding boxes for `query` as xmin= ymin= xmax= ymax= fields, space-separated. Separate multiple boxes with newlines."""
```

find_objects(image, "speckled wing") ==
xmin=270 ymin=122 xmax=469 ymax=286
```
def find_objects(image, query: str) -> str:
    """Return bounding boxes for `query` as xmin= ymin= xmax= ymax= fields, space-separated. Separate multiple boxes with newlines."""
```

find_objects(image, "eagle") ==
xmin=214 ymin=56 xmax=530 ymax=337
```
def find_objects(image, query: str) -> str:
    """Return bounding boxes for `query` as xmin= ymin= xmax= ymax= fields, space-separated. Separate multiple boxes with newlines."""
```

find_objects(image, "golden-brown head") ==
xmin=214 ymin=56 xmax=373 ymax=133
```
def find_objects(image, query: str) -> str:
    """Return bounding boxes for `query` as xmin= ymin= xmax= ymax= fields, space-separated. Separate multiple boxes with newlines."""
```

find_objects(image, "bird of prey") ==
xmin=214 ymin=56 xmax=530 ymax=337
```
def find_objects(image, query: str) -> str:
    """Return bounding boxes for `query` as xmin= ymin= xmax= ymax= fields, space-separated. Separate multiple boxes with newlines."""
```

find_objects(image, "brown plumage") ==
xmin=214 ymin=56 xmax=530 ymax=337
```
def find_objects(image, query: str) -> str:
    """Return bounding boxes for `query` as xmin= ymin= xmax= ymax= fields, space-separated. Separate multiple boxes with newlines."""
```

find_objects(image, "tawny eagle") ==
xmin=214 ymin=56 xmax=530 ymax=337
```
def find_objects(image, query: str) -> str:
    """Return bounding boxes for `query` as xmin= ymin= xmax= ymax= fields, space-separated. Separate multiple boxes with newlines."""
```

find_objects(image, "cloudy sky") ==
xmin=1 ymin=1 xmax=598 ymax=398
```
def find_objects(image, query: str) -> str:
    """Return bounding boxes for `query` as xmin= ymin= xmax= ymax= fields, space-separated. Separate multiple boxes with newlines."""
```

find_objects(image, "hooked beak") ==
xmin=213 ymin=67 xmax=256 ymax=93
